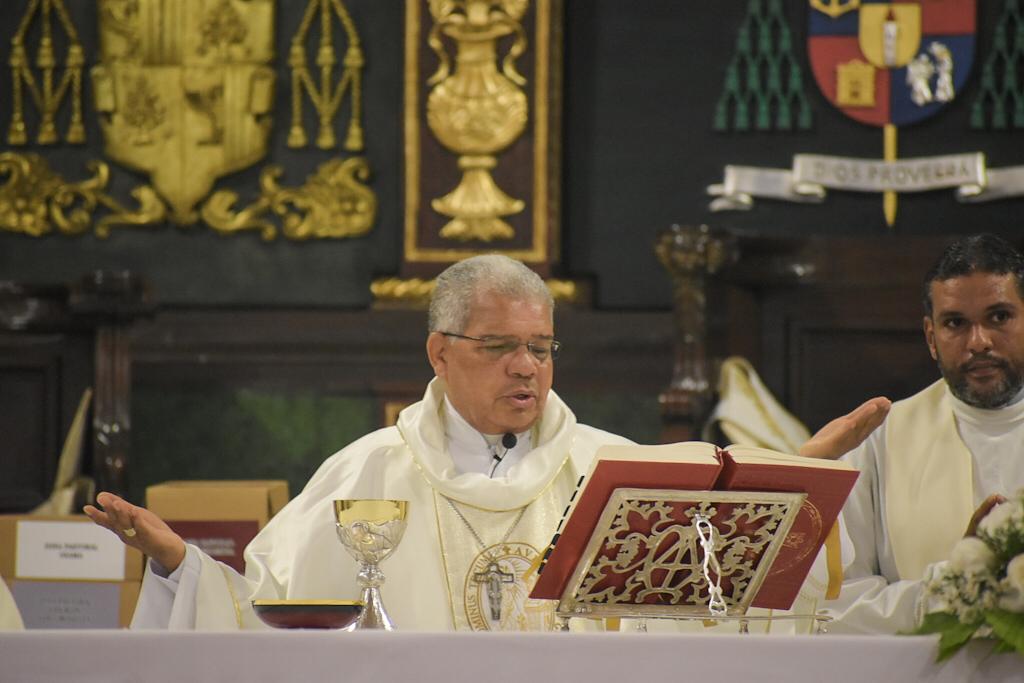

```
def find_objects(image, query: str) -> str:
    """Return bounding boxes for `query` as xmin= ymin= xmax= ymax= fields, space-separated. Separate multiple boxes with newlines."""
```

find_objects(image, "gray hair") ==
xmin=428 ymin=255 xmax=553 ymax=333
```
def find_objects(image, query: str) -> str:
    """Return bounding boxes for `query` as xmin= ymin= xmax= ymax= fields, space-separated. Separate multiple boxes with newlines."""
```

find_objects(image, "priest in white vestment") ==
xmin=85 ymin=255 xmax=633 ymax=631
xmin=799 ymin=234 xmax=1024 ymax=634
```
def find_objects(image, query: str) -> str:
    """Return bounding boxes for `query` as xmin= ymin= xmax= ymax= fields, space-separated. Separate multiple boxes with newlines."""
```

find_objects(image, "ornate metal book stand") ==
xmin=554 ymin=488 xmax=831 ymax=633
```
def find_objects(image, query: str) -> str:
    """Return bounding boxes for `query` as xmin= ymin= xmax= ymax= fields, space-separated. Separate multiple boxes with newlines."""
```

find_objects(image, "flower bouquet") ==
xmin=915 ymin=490 xmax=1024 ymax=660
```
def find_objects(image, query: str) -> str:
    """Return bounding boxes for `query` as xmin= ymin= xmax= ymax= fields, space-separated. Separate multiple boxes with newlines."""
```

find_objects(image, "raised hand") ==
xmin=83 ymin=491 xmax=186 ymax=573
xmin=798 ymin=396 xmax=892 ymax=460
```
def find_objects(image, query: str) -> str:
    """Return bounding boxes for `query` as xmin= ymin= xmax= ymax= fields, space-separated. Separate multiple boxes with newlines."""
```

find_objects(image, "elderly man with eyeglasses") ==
xmin=85 ymin=255 xmax=632 ymax=631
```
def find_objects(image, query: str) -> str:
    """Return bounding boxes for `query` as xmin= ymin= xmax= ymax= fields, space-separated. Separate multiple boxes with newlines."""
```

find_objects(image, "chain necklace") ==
xmin=443 ymin=495 xmax=528 ymax=622
xmin=443 ymin=495 xmax=527 ymax=554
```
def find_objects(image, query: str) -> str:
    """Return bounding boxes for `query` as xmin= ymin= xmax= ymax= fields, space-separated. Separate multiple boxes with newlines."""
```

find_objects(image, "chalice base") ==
xmin=352 ymin=585 xmax=395 ymax=631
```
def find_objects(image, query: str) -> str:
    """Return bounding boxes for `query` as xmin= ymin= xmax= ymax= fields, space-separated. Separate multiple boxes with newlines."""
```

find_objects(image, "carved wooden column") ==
xmin=70 ymin=272 xmax=153 ymax=498
xmin=655 ymin=224 xmax=735 ymax=443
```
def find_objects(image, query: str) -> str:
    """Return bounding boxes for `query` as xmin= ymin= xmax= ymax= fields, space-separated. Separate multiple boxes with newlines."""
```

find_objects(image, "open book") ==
xmin=529 ymin=441 xmax=857 ymax=611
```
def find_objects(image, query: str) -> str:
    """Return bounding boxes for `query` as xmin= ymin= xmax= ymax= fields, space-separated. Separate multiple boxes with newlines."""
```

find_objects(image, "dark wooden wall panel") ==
xmin=0 ymin=333 xmax=93 ymax=511
xmin=708 ymin=235 xmax=984 ymax=435
xmin=789 ymin=326 xmax=935 ymax=432
xmin=0 ymin=363 xmax=54 ymax=508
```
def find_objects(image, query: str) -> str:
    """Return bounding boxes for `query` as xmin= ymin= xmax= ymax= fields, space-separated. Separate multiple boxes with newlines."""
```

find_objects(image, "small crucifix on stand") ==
xmin=474 ymin=561 xmax=515 ymax=621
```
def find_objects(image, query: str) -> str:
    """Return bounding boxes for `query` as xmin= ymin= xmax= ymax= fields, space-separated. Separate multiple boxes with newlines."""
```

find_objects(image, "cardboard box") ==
xmin=146 ymin=480 xmax=289 ymax=573
xmin=7 ymin=579 xmax=140 ymax=629
xmin=0 ymin=515 xmax=144 ymax=582
xmin=0 ymin=515 xmax=143 ymax=630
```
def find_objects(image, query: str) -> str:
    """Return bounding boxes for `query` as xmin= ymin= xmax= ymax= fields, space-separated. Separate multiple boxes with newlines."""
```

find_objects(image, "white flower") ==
xmin=949 ymin=537 xmax=997 ymax=574
xmin=978 ymin=499 xmax=1023 ymax=537
xmin=998 ymin=586 xmax=1024 ymax=612
xmin=1007 ymin=554 xmax=1024 ymax=594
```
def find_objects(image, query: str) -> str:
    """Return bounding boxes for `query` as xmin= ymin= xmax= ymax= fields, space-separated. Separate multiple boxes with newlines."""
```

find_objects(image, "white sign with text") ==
xmin=15 ymin=521 xmax=126 ymax=580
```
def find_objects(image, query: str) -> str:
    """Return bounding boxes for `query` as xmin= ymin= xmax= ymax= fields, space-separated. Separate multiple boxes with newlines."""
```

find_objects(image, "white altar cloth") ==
xmin=0 ymin=630 xmax=1019 ymax=683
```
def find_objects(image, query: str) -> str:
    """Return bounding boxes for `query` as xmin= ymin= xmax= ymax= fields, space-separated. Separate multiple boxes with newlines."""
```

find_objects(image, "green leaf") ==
xmin=992 ymin=640 xmax=1016 ymax=654
xmin=985 ymin=609 xmax=1024 ymax=656
xmin=911 ymin=612 xmax=983 ymax=662
xmin=912 ymin=612 xmax=961 ymax=635
xmin=937 ymin=623 xmax=983 ymax=662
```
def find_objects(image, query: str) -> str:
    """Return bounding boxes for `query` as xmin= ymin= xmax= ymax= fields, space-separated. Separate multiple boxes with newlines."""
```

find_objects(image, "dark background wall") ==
xmin=1 ymin=0 xmax=1019 ymax=507
xmin=3 ymin=1 xmax=1017 ymax=309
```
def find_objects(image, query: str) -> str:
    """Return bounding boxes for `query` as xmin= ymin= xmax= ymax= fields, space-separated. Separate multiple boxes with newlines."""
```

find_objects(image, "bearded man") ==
xmin=799 ymin=233 xmax=1024 ymax=634
xmin=85 ymin=255 xmax=632 ymax=631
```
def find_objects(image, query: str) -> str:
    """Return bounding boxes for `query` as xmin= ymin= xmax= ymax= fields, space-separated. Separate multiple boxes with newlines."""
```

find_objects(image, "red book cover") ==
xmin=716 ymin=445 xmax=859 ymax=610
xmin=530 ymin=442 xmax=722 ymax=601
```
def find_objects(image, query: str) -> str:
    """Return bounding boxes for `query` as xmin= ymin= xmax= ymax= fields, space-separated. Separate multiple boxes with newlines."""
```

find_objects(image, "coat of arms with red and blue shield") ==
xmin=808 ymin=0 xmax=976 ymax=127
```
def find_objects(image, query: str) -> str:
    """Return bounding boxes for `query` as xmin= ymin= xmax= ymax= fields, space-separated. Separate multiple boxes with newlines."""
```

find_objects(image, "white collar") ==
xmin=397 ymin=378 xmax=578 ymax=510
xmin=442 ymin=396 xmax=533 ymax=477
xmin=949 ymin=384 xmax=1024 ymax=427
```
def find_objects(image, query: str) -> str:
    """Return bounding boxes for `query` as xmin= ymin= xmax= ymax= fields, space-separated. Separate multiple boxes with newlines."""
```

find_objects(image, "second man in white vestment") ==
xmin=801 ymin=234 xmax=1024 ymax=634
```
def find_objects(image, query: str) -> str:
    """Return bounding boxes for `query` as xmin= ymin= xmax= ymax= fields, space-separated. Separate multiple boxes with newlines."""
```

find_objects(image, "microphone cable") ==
xmin=489 ymin=432 xmax=518 ymax=477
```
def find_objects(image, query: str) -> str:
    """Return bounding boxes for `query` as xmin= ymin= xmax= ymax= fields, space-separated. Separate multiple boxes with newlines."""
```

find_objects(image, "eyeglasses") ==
xmin=440 ymin=332 xmax=561 ymax=362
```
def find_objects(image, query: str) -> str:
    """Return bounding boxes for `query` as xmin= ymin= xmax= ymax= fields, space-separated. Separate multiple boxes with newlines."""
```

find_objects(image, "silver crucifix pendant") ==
xmin=473 ymin=560 xmax=515 ymax=621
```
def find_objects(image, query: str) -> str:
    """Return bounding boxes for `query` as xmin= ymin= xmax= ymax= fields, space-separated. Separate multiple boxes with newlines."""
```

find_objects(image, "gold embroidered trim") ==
xmin=431 ymin=489 xmax=459 ymax=630
xmin=217 ymin=563 xmax=244 ymax=629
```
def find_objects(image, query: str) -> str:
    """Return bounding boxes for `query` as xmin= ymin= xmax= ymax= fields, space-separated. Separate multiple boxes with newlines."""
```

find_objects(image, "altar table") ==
xmin=1 ymin=630 xmax=1020 ymax=683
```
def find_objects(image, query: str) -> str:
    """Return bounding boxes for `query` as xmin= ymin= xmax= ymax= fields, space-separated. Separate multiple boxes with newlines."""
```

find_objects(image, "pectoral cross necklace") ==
xmin=444 ymin=496 xmax=527 ymax=622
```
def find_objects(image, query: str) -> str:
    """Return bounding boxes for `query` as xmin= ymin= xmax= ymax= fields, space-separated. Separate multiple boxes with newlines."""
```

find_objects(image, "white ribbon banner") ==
xmin=708 ymin=152 xmax=1024 ymax=211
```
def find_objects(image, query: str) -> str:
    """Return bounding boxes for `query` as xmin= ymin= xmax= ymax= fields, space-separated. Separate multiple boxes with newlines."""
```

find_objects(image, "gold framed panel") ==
xmin=402 ymin=0 xmax=562 ymax=277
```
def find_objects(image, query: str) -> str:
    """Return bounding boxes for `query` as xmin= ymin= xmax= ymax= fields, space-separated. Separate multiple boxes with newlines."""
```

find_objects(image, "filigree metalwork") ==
xmin=287 ymin=0 xmax=366 ymax=150
xmin=426 ymin=0 xmax=529 ymax=242
xmin=201 ymin=157 xmax=376 ymax=241
xmin=558 ymin=489 xmax=804 ymax=620
xmin=0 ymin=152 xmax=167 ymax=238
xmin=8 ymin=0 xmax=86 ymax=145
xmin=578 ymin=499 xmax=781 ymax=608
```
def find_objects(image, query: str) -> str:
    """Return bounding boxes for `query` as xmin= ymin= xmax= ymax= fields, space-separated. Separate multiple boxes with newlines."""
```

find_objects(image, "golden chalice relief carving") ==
xmin=426 ymin=0 xmax=529 ymax=242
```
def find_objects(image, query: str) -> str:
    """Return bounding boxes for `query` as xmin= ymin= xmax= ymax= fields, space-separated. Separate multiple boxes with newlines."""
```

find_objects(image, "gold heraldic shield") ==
xmin=91 ymin=0 xmax=275 ymax=223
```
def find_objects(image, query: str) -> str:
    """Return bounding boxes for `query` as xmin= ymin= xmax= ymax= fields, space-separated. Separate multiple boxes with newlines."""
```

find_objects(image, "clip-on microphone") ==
xmin=489 ymin=433 xmax=518 ymax=477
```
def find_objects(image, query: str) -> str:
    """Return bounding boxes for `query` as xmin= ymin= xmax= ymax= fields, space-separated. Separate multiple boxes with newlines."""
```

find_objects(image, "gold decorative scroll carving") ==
xmin=370 ymin=276 xmax=581 ymax=306
xmin=8 ymin=0 xmax=86 ymax=145
xmin=402 ymin=0 xmax=561 ymax=277
xmin=0 ymin=0 xmax=378 ymax=241
xmin=0 ymin=152 xmax=167 ymax=238
xmin=201 ymin=157 xmax=376 ymax=240
xmin=91 ymin=0 xmax=277 ymax=224
xmin=287 ymin=0 xmax=366 ymax=150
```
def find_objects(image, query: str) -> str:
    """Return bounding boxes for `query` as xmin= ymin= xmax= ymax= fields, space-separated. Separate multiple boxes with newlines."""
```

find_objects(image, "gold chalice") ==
xmin=333 ymin=499 xmax=408 ymax=630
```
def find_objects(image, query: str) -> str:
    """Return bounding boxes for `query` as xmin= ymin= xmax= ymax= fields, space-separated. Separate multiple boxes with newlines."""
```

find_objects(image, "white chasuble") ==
xmin=400 ymin=379 xmax=593 ymax=631
xmin=138 ymin=378 xmax=633 ymax=632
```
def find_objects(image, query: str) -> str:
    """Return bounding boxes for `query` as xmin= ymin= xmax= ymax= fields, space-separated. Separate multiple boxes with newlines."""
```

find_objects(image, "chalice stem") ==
xmin=354 ymin=562 xmax=395 ymax=630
